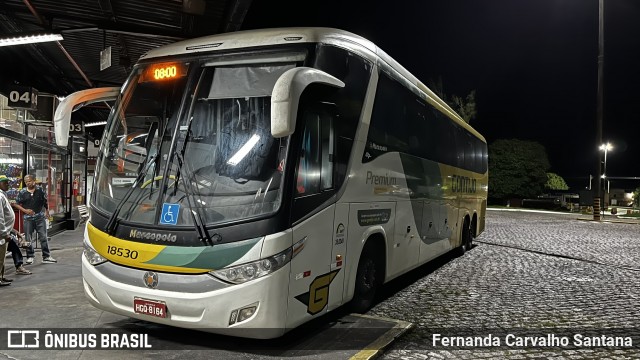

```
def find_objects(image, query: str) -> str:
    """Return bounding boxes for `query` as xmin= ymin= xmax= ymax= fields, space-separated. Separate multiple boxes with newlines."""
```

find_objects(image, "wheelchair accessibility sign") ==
xmin=160 ymin=203 xmax=180 ymax=225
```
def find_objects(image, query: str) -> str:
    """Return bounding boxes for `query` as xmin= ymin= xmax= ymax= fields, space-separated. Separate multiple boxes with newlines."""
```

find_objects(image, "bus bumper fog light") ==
xmin=229 ymin=303 xmax=258 ymax=325
xmin=238 ymin=306 xmax=257 ymax=322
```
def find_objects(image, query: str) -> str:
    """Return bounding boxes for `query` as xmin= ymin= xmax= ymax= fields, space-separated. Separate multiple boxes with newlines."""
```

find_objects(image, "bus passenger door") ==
xmin=286 ymin=101 xmax=343 ymax=328
xmin=288 ymin=207 xmax=335 ymax=329
xmin=329 ymin=203 xmax=349 ymax=310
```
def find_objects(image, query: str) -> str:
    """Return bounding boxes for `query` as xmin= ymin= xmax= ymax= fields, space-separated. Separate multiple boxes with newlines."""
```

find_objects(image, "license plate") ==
xmin=134 ymin=298 xmax=167 ymax=318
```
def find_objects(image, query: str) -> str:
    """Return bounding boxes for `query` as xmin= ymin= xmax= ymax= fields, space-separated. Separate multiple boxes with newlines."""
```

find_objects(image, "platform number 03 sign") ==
xmin=69 ymin=120 xmax=84 ymax=134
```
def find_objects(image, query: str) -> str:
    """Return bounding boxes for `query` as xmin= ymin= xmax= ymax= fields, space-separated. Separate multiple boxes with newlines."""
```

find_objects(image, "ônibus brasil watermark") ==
xmin=6 ymin=329 xmax=151 ymax=349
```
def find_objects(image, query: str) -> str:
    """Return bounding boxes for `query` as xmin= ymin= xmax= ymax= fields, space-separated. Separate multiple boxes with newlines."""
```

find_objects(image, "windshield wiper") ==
xmin=105 ymin=154 xmax=157 ymax=235
xmin=174 ymin=150 xmax=214 ymax=246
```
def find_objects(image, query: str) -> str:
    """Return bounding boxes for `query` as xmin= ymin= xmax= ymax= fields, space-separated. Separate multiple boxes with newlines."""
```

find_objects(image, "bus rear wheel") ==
xmin=456 ymin=217 xmax=472 ymax=256
xmin=462 ymin=217 xmax=472 ymax=251
xmin=468 ymin=217 xmax=476 ymax=251
xmin=350 ymin=245 xmax=380 ymax=313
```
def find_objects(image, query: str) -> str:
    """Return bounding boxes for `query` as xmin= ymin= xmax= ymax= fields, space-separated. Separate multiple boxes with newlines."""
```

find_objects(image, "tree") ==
xmin=451 ymin=90 xmax=477 ymax=124
xmin=488 ymin=139 xmax=550 ymax=202
xmin=428 ymin=77 xmax=447 ymax=101
xmin=545 ymin=173 xmax=569 ymax=191
xmin=427 ymin=77 xmax=477 ymax=124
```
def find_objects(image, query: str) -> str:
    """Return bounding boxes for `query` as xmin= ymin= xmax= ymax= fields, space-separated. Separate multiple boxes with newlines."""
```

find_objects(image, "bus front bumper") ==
xmin=81 ymin=255 xmax=290 ymax=339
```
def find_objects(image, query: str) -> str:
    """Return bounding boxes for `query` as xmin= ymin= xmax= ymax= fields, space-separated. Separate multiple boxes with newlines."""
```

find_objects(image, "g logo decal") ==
xmin=295 ymin=269 xmax=340 ymax=315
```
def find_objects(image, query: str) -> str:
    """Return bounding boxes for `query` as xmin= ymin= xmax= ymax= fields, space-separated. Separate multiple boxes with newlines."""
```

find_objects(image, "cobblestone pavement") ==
xmin=370 ymin=209 xmax=640 ymax=359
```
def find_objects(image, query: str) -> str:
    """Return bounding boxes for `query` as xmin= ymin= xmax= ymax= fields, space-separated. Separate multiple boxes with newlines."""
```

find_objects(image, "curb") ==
xmin=576 ymin=218 xmax=640 ymax=225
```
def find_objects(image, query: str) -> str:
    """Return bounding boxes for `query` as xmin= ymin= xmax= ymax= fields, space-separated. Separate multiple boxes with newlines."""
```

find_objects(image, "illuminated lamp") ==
xmin=0 ymin=33 xmax=63 ymax=47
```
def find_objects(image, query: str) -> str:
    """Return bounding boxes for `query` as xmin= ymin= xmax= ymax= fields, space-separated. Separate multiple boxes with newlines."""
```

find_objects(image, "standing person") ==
xmin=14 ymin=175 xmax=56 ymax=264
xmin=0 ymin=175 xmax=16 ymax=286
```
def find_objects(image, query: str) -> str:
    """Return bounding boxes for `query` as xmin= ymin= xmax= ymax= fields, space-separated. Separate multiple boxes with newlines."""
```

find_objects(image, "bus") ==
xmin=54 ymin=28 xmax=488 ymax=339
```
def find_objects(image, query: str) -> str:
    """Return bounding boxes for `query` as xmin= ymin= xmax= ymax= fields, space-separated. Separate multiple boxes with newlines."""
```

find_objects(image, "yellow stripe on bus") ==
xmin=87 ymin=223 xmax=210 ymax=273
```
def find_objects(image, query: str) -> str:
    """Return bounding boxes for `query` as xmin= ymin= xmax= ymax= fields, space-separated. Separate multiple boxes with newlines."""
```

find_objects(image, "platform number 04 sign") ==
xmin=7 ymin=86 xmax=38 ymax=111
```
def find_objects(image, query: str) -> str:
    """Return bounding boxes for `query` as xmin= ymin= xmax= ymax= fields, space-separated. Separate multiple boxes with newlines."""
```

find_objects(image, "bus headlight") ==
xmin=210 ymin=247 xmax=292 ymax=284
xmin=83 ymin=240 xmax=107 ymax=265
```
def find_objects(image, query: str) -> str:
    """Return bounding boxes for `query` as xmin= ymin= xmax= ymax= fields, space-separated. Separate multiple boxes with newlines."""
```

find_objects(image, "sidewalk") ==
xmin=576 ymin=215 xmax=640 ymax=225
xmin=488 ymin=207 xmax=640 ymax=224
xmin=3 ymin=223 xmax=85 ymax=275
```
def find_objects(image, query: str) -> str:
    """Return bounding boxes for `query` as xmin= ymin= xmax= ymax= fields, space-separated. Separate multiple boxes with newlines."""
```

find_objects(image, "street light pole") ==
xmin=594 ymin=0 xmax=604 ymax=221
xmin=600 ymin=142 xmax=612 ymax=208
xmin=602 ymin=144 xmax=608 ymax=208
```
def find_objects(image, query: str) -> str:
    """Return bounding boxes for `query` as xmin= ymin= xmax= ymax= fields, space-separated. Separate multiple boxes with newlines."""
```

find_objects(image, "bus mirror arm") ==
xmin=53 ymin=87 xmax=120 ymax=147
xmin=270 ymin=67 xmax=344 ymax=138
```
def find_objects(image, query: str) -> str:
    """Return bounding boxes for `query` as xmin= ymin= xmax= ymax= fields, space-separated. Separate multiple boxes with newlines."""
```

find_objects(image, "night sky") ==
xmin=242 ymin=0 xmax=640 ymax=191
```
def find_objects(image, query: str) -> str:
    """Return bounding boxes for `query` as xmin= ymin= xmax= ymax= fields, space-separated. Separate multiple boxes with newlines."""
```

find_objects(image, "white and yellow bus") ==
xmin=54 ymin=28 xmax=488 ymax=339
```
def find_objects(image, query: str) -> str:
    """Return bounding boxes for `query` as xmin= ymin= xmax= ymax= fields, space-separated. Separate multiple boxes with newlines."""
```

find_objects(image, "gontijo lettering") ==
xmin=451 ymin=174 xmax=477 ymax=193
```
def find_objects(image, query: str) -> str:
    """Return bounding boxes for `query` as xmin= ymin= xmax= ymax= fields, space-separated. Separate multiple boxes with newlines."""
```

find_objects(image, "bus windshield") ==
xmin=94 ymin=60 xmax=291 ymax=227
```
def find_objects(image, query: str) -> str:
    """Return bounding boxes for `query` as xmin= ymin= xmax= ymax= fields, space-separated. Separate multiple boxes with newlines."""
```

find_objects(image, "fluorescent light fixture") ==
xmin=84 ymin=121 xmax=107 ymax=127
xmin=227 ymin=134 xmax=260 ymax=166
xmin=0 ymin=158 xmax=23 ymax=164
xmin=0 ymin=33 xmax=63 ymax=47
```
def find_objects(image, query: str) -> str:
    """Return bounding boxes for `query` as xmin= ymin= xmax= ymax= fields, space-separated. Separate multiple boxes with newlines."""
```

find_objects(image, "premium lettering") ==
xmin=366 ymin=171 xmax=398 ymax=185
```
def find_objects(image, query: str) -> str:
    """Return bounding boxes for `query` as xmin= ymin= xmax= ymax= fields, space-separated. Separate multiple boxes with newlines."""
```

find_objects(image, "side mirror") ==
xmin=54 ymin=87 xmax=120 ymax=147
xmin=271 ymin=67 xmax=344 ymax=138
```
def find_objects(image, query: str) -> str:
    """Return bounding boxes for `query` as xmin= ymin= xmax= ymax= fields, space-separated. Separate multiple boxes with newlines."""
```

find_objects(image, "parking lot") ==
xmin=372 ymin=209 xmax=640 ymax=359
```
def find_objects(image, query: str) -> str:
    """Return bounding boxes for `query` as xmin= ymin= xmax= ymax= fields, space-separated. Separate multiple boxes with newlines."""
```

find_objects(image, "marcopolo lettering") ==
xmin=369 ymin=142 xmax=388 ymax=152
xmin=129 ymin=229 xmax=177 ymax=243
xmin=451 ymin=175 xmax=477 ymax=193
xmin=366 ymin=171 xmax=398 ymax=186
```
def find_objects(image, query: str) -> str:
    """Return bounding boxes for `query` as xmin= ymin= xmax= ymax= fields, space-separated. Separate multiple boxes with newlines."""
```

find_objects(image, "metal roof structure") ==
xmin=0 ymin=0 xmax=252 ymax=94
xmin=0 ymin=0 xmax=251 ymax=138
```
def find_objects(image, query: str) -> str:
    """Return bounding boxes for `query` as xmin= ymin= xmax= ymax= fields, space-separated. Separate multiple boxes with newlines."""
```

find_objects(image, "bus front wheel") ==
xmin=350 ymin=245 xmax=381 ymax=313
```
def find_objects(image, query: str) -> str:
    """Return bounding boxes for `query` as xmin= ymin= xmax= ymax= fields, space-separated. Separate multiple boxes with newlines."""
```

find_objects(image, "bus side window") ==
xmin=295 ymin=106 xmax=334 ymax=197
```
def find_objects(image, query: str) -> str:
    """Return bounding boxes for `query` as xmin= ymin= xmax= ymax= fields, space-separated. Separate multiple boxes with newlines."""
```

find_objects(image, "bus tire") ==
xmin=462 ymin=217 xmax=472 ymax=251
xmin=456 ymin=217 xmax=471 ymax=256
xmin=350 ymin=244 xmax=381 ymax=313
xmin=469 ymin=216 xmax=477 ymax=251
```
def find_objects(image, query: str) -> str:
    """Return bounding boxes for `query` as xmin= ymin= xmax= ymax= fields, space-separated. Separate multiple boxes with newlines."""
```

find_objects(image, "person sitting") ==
xmin=8 ymin=231 xmax=31 ymax=275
